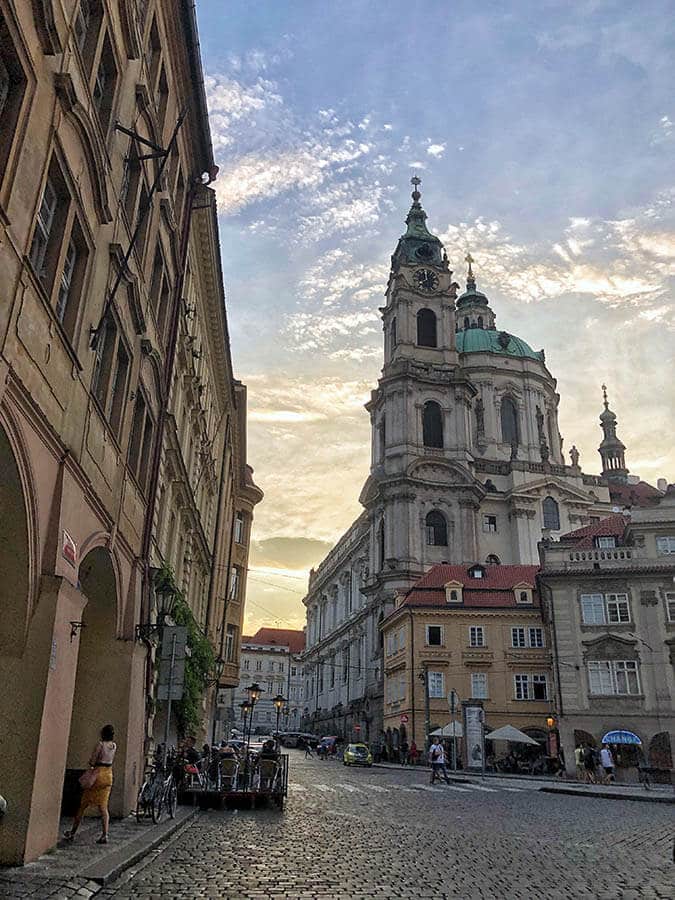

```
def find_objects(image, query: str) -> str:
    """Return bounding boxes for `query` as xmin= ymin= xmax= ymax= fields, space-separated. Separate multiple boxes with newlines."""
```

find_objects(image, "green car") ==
xmin=343 ymin=743 xmax=373 ymax=767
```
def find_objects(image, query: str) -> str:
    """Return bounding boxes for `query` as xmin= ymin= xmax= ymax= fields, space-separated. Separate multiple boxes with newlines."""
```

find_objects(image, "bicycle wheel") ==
xmin=151 ymin=786 xmax=164 ymax=823
xmin=167 ymin=781 xmax=178 ymax=818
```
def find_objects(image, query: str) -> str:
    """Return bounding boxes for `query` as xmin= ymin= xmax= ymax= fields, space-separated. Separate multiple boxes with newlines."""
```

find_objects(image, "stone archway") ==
xmin=64 ymin=547 xmax=135 ymax=818
xmin=0 ymin=421 xmax=30 ymax=655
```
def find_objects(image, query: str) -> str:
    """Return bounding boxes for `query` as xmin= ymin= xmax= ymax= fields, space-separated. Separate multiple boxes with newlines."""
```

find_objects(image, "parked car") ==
xmin=343 ymin=743 xmax=373 ymax=767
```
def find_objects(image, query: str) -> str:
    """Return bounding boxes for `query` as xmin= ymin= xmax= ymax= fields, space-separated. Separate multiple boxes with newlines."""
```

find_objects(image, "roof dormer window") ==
xmin=595 ymin=536 xmax=616 ymax=549
xmin=514 ymin=582 xmax=534 ymax=604
xmin=445 ymin=580 xmax=463 ymax=603
xmin=468 ymin=564 xmax=485 ymax=579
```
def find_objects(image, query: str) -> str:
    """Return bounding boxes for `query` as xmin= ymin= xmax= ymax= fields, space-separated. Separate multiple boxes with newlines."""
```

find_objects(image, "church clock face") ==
xmin=414 ymin=268 xmax=439 ymax=292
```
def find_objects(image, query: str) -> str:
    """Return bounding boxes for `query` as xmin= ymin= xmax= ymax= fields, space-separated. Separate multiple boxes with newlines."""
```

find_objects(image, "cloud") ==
xmin=250 ymin=537 xmax=334 ymax=571
xmin=427 ymin=142 xmax=446 ymax=158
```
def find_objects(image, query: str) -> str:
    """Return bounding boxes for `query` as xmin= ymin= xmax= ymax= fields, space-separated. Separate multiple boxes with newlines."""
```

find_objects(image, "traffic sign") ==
xmin=400 ymin=714 xmax=409 ymax=724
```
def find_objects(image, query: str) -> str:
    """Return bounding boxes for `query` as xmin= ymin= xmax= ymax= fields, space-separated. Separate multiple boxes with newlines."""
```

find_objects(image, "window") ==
xmin=127 ymin=391 xmax=154 ymax=490
xmin=469 ymin=565 xmax=485 ymax=579
xmin=587 ymin=660 xmax=640 ymax=695
xmin=30 ymin=173 xmax=61 ymax=286
xmin=417 ymin=308 xmax=437 ymax=347
xmin=342 ymin=648 xmax=349 ymax=683
xmin=448 ymin=589 xmax=459 ymax=603
xmin=500 ymin=397 xmax=519 ymax=445
xmin=75 ymin=0 xmax=102 ymax=76
xmin=528 ymin=627 xmax=544 ymax=648
xmin=426 ymin=625 xmax=443 ymax=646
xmin=542 ymin=496 xmax=560 ymax=531
xmin=511 ymin=627 xmax=526 ymax=648
xmin=278 ymin=662 xmax=285 ymax=673
xmin=391 ymin=316 xmax=397 ymax=349
xmin=657 ymin=536 xmax=675 ymax=555
xmin=485 ymin=554 xmax=501 ymax=566
xmin=596 ymin=536 xmax=616 ymax=549
xmin=92 ymin=32 xmax=117 ymax=132
xmin=428 ymin=671 xmax=444 ymax=698
xmin=511 ymin=627 xmax=544 ymax=648
xmin=471 ymin=673 xmax=488 ymax=699
xmin=378 ymin=519 xmax=385 ymax=570
xmin=55 ymin=219 xmax=88 ymax=339
xmin=255 ymin=660 xmax=262 ymax=672
xmin=266 ymin=680 xmax=273 ymax=694
xmin=580 ymin=593 xmax=630 ymax=625
xmin=426 ymin=510 xmax=448 ymax=546
xmin=422 ymin=401 xmax=443 ymax=448
xmin=482 ymin=515 xmax=497 ymax=533
xmin=155 ymin=63 xmax=169 ymax=134
xmin=291 ymin=665 xmax=297 ymax=676
xmin=234 ymin=512 xmax=245 ymax=544
xmin=514 ymin=674 xmax=548 ymax=700
xmin=229 ymin=565 xmax=241 ymax=601
xmin=149 ymin=245 xmax=171 ymax=334
xmin=0 ymin=11 xmax=28 ymax=177
xmin=469 ymin=626 xmax=485 ymax=648
xmin=224 ymin=625 xmax=236 ymax=662
xmin=517 ymin=590 xmax=532 ymax=605
xmin=91 ymin=314 xmax=130 ymax=438
xmin=243 ymin=658 xmax=250 ymax=670
xmin=666 ymin=592 xmax=675 ymax=623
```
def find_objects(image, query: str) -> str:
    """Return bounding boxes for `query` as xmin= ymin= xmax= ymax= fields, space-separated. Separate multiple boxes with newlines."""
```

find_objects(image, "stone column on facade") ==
xmin=458 ymin=495 xmax=480 ymax=562
xmin=509 ymin=505 xmax=538 ymax=565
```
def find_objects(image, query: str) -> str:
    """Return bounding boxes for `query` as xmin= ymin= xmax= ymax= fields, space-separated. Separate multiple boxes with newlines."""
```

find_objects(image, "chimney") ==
xmin=657 ymin=478 xmax=668 ymax=493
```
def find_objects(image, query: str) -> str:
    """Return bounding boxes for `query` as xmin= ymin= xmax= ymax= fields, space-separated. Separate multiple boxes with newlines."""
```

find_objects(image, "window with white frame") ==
xmin=471 ymin=672 xmax=488 ymax=699
xmin=657 ymin=536 xmax=675 ymax=555
xmin=428 ymin=671 xmax=445 ymax=698
xmin=528 ymin=627 xmax=544 ymax=648
xmin=255 ymin=660 xmax=262 ymax=672
xmin=482 ymin=515 xmax=497 ymax=533
xmin=426 ymin=625 xmax=443 ymax=646
xmin=666 ymin=592 xmax=675 ymax=623
xmin=596 ymin=536 xmax=616 ymax=549
xmin=469 ymin=626 xmax=485 ymax=647
xmin=242 ymin=658 xmax=250 ymax=670
xmin=587 ymin=660 xmax=641 ymax=695
xmin=580 ymin=593 xmax=630 ymax=625
xmin=511 ymin=627 xmax=526 ymax=648
xmin=229 ymin=565 xmax=241 ymax=601
xmin=291 ymin=665 xmax=297 ymax=676
xmin=514 ymin=673 xmax=548 ymax=700
xmin=234 ymin=512 xmax=245 ymax=544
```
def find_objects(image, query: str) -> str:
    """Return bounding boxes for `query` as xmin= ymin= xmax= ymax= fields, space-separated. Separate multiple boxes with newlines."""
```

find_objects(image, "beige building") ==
xmin=0 ymin=1 xmax=259 ymax=865
xmin=539 ymin=493 xmax=675 ymax=781
xmin=382 ymin=563 xmax=552 ymax=754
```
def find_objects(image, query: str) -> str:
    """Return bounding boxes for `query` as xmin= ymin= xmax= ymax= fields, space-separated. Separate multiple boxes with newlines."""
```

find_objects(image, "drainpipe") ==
xmin=407 ymin=603 xmax=416 ymax=745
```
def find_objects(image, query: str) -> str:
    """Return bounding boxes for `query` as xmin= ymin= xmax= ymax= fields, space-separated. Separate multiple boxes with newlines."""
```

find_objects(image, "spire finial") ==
xmin=465 ymin=251 xmax=476 ymax=289
xmin=410 ymin=174 xmax=422 ymax=204
xmin=602 ymin=383 xmax=609 ymax=410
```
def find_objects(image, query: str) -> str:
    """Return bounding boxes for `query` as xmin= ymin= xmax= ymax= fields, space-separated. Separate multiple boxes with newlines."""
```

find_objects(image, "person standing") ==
xmin=574 ymin=744 xmax=584 ymax=780
xmin=63 ymin=724 xmax=116 ymax=844
xmin=409 ymin=740 xmax=418 ymax=766
xmin=583 ymin=744 xmax=596 ymax=784
xmin=428 ymin=737 xmax=451 ymax=785
xmin=600 ymin=744 xmax=615 ymax=784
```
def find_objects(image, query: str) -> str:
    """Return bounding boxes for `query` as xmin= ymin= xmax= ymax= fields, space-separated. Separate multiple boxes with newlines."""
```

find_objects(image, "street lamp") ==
xmin=205 ymin=656 xmax=225 ymax=687
xmin=243 ymin=684 xmax=263 ymax=789
xmin=272 ymin=694 xmax=286 ymax=743
xmin=135 ymin=570 xmax=178 ymax=641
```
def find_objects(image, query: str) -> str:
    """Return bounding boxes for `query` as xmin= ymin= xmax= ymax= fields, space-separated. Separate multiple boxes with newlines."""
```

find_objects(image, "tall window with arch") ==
xmin=379 ymin=415 xmax=386 ymax=463
xmin=425 ymin=511 xmax=448 ymax=546
xmin=416 ymin=308 xmax=437 ymax=347
xmin=543 ymin=496 xmax=560 ymax=530
xmin=485 ymin=554 xmax=501 ymax=566
xmin=500 ymin=396 xmax=519 ymax=445
xmin=422 ymin=401 xmax=443 ymax=448
xmin=391 ymin=316 xmax=397 ymax=351
xmin=477 ymin=316 xmax=483 ymax=328
xmin=378 ymin=518 xmax=385 ymax=570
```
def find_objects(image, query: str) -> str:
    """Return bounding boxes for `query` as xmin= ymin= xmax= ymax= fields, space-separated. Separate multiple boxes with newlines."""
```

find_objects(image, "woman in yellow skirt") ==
xmin=64 ymin=724 xmax=117 ymax=844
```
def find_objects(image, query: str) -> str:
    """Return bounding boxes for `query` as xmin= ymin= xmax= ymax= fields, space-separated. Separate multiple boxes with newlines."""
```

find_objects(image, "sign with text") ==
xmin=157 ymin=626 xmax=188 ymax=701
xmin=463 ymin=702 xmax=484 ymax=770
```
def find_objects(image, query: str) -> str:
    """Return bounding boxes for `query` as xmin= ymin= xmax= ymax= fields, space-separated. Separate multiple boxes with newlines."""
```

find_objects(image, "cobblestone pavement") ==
xmin=99 ymin=750 xmax=673 ymax=900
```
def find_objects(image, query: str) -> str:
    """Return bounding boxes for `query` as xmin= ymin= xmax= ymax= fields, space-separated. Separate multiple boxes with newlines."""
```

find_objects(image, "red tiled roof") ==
xmin=245 ymin=627 xmax=305 ymax=654
xmin=402 ymin=564 xmax=540 ymax=609
xmin=609 ymin=481 xmax=664 ymax=509
xmin=559 ymin=514 xmax=628 ymax=548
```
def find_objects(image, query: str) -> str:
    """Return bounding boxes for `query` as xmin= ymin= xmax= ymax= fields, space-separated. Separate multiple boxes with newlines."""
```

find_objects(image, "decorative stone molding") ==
xmin=32 ymin=0 xmax=63 ymax=55
xmin=119 ymin=0 xmax=141 ymax=59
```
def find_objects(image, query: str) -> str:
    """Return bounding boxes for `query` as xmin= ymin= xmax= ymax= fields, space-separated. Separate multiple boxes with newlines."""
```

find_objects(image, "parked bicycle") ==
xmin=136 ymin=746 xmax=178 ymax=824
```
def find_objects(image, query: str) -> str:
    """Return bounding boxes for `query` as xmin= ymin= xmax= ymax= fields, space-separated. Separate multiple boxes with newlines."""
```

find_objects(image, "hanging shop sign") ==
xmin=601 ymin=730 xmax=641 ymax=745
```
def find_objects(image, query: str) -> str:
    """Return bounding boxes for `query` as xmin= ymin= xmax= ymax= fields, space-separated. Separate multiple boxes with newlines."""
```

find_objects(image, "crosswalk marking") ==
xmin=501 ymin=787 xmax=525 ymax=793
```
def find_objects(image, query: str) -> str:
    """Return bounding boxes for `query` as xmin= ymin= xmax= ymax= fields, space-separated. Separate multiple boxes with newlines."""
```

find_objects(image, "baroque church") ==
xmin=300 ymin=179 xmax=636 ymax=740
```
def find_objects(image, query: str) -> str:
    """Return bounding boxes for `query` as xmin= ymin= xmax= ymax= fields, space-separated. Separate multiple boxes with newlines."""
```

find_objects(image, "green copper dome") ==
xmin=456 ymin=328 xmax=545 ymax=363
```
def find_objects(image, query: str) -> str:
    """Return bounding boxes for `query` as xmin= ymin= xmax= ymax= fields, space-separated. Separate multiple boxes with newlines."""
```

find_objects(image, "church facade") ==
xmin=300 ymin=181 xmax=616 ymax=742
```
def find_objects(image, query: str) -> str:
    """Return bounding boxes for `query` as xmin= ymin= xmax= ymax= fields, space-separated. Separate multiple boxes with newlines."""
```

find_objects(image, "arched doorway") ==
xmin=648 ymin=732 xmax=672 ymax=772
xmin=0 ymin=422 xmax=30 ymax=654
xmin=65 ymin=547 xmax=134 ymax=818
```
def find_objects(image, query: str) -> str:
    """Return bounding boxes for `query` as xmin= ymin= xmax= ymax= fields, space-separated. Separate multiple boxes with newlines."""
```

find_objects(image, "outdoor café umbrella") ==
xmin=484 ymin=724 xmax=539 ymax=745
xmin=430 ymin=722 xmax=464 ymax=738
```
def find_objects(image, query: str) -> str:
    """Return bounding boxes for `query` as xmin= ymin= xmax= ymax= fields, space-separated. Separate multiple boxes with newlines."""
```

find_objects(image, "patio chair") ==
xmin=257 ymin=758 xmax=279 ymax=792
xmin=220 ymin=757 xmax=239 ymax=791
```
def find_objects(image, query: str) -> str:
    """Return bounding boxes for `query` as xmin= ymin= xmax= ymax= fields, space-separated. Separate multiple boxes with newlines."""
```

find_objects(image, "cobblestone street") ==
xmin=99 ymin=751 xmax=673 ymax=900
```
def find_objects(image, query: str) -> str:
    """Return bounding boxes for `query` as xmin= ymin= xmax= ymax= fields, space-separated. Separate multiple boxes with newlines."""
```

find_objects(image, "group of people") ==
xmin=575 ymin=742 xmax=616 ymax=784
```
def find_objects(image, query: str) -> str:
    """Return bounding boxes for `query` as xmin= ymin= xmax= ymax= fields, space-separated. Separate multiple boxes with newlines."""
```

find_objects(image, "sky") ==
xmin=194 ymin=0 xmax=675 ymax=633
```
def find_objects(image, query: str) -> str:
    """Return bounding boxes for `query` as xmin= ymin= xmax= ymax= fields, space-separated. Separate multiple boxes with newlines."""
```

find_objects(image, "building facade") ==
xmin=0 ymin=1 xmax=259 ymax=865
xmin=539 ymin=493 xmax=675 ymax=781
xmin=301 ymin=180 xmax=616 ymax=741
xmin=381 ymin=564 xmax=551 ymax=753
xmin=225 ymin=628 xmax=306 ymax=738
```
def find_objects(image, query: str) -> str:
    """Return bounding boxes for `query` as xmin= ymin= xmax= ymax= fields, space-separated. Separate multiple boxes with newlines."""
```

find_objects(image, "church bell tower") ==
xmin=598 ymin=384 xmax=629 ymax=483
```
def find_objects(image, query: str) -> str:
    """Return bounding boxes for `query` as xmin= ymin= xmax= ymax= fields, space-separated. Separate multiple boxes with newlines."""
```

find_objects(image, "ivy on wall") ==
xmin=155 ymin=564 xmax=215 ymax=737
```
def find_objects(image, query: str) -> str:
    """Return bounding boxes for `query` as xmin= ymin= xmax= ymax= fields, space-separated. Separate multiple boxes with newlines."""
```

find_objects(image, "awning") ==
xmin=484 ymin=725 xmax=540 ymax=745
xmin=601 ymin=730 xmax=642 ymax=745
xmin=430 ymin=722 xmax=464 ymax=738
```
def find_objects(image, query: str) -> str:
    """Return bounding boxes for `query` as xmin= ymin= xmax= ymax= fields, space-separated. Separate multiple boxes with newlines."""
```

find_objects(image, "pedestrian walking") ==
xmin=600 ymin=744 xmax=615 ymax=784
xmin=582 ymin=744 xmax=596 ymax=784
xmin=574 ymin=744 xmax=584 ymax=780
xmin=63 ymin=724 xmax=116 ymax=845
xmin=428 ymin=737 xmax=451 ymax=784
xmin=408 ymin=740 xmax=418 ymax=766
xmin=400 ymin=740 xmax=409 ymax=765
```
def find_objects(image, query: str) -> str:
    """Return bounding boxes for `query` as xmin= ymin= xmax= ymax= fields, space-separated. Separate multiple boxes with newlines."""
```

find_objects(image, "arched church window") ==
xmin=464 ymin=317 xmax=470 ymax=330
xmin=391 ymin=317 xmax=397 ymax=349
xmin=500 ymin=397 xmax=519 ymax=445
xmin=425 ymin=511 xmax=448 ymax=546
xmin=547 ymin=412 xmax=557 ymax=454
xmin=417 ymin=308 xmax=437 ymax=347
xmin=543 ymin=496 xmax=560 ymax=530
xmin=477 ymin=316 xmax=483 ymax=329
xmin=379 ymin=416 xmax=386 ymax=463
xmin=378 ymin=519 xmax=385 ymax=570
xmin=485 ymin=554 xmax=501 ymax=566
xmin=422 ymin=401 xmax=443 ymax=448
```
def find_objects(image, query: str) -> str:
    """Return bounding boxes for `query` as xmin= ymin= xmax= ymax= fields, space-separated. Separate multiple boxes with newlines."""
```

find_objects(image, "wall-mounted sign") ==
xmin=400 ymin=714 xmax=409 ymax=724
xmin=62 ymin=530 xmax=77 ymax=567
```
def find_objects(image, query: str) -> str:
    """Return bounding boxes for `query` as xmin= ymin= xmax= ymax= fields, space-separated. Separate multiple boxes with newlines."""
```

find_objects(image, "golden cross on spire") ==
xmin=465 ymin=251 xmax=475 ymax=280
xmin=410 ymin=174 xmax=422 ymax=203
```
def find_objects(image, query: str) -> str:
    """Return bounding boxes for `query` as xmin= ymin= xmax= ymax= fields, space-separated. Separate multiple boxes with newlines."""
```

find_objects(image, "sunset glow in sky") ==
xmin=195 ymin=0 xmax=675 ymax=633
